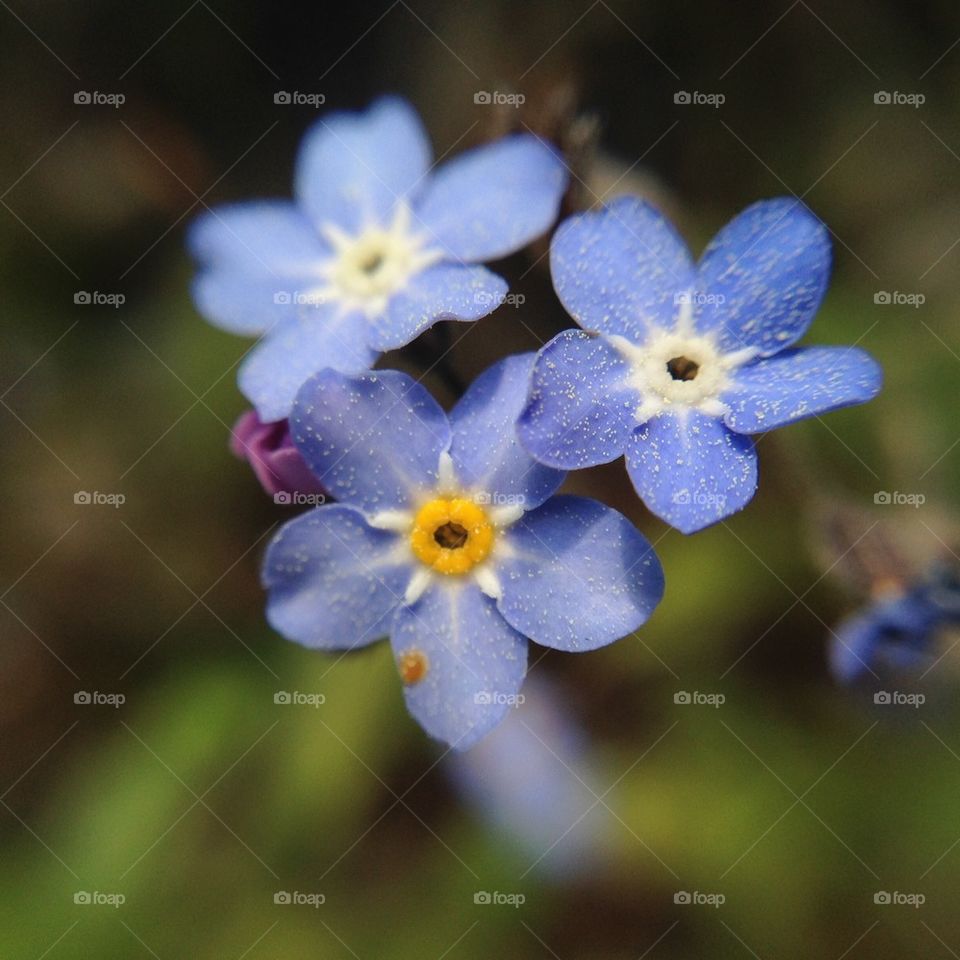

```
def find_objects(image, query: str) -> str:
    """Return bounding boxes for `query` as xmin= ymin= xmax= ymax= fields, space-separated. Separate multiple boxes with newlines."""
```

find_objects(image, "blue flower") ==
xmin=261 ymin=354 xmax=664 ymax=749
xmin=830 ymin=569 xmax=960 ymax=683
xmin=189 ymin=96 xmax=568 ymax=422
xmin=446 ymin=675 xmax=608 ymax=875
xmin=518 ymin=197 xmax=883 ymax=533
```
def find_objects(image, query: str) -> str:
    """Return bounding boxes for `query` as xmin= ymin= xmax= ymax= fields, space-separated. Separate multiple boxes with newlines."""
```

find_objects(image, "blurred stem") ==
xmin=414 ymin=323 xmax=466 ymax=397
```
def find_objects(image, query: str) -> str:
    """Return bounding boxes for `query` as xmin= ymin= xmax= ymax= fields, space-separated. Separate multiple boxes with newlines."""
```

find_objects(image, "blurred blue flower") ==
xmin=447 ymin=674 xmax=609 ymax=876
xmin=189 ymin=96 xmax=568 ymax=422
xmin=262 ymin=353 xmax=664 ymax=749
xmin=518 ymin=197 xmax=882 ymax=533
xmin=830 ymin=568 xmax=960 ymax=683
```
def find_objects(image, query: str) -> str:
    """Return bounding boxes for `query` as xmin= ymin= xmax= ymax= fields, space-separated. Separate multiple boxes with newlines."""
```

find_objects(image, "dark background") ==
xmin=2 ymin=0 xmax=960 ymax=956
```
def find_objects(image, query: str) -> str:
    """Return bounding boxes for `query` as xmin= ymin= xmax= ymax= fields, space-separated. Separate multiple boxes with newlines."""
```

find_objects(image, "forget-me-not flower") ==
xmin=262 ymin=354 xmax=664 ymax=749
xmin=518 ymin=197 xmax=882 ymax=533
xmin=830 ymin=568 xmax=960 ymax=683
xmin=189 ymin=96 xmax=568 ymax=422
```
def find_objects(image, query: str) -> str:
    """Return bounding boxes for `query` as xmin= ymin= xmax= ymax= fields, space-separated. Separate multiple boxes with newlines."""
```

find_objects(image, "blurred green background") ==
xmin=3 ymin=0 xmax=960 ymax=956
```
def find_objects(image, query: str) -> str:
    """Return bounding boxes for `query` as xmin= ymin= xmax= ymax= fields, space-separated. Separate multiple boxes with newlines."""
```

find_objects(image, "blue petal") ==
xmin=694 ymin=198 xmax=831 ymax=356
xmin=448 ymin=353 xmax=564 ymax=512
xmin=294 ymin=96 xmax=431 ymax=233
xmin=550 ymin=197 xmax=694 ymax=343
xmin=192 ymin=271 xmax=333 ymax=336
xmin=495 ymin=495 xmax=664 ymax=651
xmin=828 ymin=609 xmax=883 ymax=683
xmin=188 ymin=203 xmax=332 ymax=336
xmin=390 ymin=583 xmax=528 ymax=750
xmin=262 ymin=505 xmax=408 ymax=650
xmin=366 ymin=263 xmax=507 ymax=352
xmin=624 ymin=411 xmax=758 ymax=533
xmin=722 ymin=346 xmax=882 ymax=434
xmin=238 ymin=314 xmax=377 ymax=423
xmin=187 ymin=201 xmax=329 ymax=272
xmin=290 ymin=368 xmax=451 ymax=514
xmin=414 ymin=135 xmax=567 ymax=262
xmin=518 ymin=329 xmax=639 ymax=469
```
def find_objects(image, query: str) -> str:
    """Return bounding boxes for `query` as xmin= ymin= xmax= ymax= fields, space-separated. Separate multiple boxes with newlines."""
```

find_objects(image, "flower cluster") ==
xmin=190 ymin=96 xmax=882 ymax=748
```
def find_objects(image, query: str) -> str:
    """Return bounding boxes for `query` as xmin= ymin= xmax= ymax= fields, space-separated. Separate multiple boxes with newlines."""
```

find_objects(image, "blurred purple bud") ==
xmin=230 ymin=409 xmax=325 ymax=499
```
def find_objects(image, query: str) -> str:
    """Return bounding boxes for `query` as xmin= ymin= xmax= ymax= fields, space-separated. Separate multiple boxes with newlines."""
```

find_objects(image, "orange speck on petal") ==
xmin=398 ymin=649 xmax=429 ymax=685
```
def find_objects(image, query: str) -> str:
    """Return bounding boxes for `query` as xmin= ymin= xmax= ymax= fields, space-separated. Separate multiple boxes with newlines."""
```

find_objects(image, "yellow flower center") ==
xmin=409 ymin=498 xmax=494 ymax=575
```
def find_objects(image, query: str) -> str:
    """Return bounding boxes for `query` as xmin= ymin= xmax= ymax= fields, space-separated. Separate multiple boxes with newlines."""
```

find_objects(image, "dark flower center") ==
xmin=666 ymin=356 xmax=700 ymax=381
xmin=359 ymin=251 xmax=385 ymax=274
xmin=434 ymin=521 xmax=469 ymax=549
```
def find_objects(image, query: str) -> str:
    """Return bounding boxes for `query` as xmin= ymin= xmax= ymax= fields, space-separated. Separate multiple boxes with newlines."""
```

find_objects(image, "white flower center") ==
xmin=310 ymin=203 xmax=443 ymax=317
xmin=610 ymin=298 xmax=756 ymax=422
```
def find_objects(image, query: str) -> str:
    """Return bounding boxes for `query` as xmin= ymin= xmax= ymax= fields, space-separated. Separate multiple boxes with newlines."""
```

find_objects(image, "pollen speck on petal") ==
xmin=398 ymin=649 xmax=429 ymax=685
